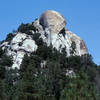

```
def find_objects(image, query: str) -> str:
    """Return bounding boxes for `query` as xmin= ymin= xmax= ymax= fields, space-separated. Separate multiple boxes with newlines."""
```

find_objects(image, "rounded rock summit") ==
xmin=39 ymin=10 xmax=66 ymax=34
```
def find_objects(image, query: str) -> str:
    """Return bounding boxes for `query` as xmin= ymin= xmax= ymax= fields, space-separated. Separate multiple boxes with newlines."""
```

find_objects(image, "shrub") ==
xmin=5 ymin=33 xmax=14 ymax=43
xmin=18 ymin=23 xmax=37 ymax=33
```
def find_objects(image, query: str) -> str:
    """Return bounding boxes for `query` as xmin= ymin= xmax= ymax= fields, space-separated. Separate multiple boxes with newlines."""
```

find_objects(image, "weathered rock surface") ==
xmin=1 ymin=33 xmax=37 ymax=68
xmin=40 ymin=10 xmax=66 ymax=34
xmin=0 ymin=10 xmax=88 ymax=69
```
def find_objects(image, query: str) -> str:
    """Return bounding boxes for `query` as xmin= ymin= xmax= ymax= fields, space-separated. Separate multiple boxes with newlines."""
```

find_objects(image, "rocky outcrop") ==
xmin=1 ymin=33 xmax=37 ymax=68
xmin=0 ymin=10 xmax=88 ymax=69
xmin=40 ymin=10 xmax=66 ymax=34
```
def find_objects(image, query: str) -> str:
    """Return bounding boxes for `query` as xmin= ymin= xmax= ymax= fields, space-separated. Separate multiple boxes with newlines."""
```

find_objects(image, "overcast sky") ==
xmin=0 ymin=0 xmax=100 ymax=64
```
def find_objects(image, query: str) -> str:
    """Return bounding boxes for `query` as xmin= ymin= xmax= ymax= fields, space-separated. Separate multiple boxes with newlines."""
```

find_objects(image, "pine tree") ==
xmin=16 ymin=54 xmax=42 ymax=100
xmin=0 ymin=47 xmax=13 ymax=100
xmin=60 ymin=71 xmax=98 ymax=100
xmin=70 ymin=41 xmax=76 ymax=56
xmin=0 ymin=66 xmax=6 ymax=100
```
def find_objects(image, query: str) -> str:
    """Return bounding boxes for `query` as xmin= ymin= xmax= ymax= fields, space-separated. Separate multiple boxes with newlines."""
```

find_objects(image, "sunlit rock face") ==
xmin=0 ymin=10 xmax=88 ymax=69
xmin=0 ymin=33 xmax=38 ymax=69
xmin=39 ymin=10 xmax=66 ymax=34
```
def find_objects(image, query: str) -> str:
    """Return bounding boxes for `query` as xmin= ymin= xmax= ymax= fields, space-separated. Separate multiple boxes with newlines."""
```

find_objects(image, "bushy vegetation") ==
xmin=18 ymin=23 xmax=37 ymax=34
xmin=14 ymin=38 xmax=99 ymax=100
xmin=0 ymin=47 xmax=13 ymax=100
xmin=0 ymin=32 xmax=100 ymax=100
xmin=5 ymin=33 xmax=14 ymax=44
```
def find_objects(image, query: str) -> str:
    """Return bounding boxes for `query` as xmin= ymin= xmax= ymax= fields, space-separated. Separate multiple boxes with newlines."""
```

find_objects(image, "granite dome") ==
xmin=39 ymin=10 xmax=66 ymax=34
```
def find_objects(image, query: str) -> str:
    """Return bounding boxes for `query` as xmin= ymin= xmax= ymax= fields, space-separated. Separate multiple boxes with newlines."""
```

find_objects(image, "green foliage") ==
xmin=0 ymin=66 xmax=5 ymax=79
xmin=32 ymin=33 xmax=44 ymax=46
xmin=6 ymin=33 xmax=14 ymax=43
xmin=15 ymin=40 xmax=99 ymax=100
xmin=0 ymin=54 xmax=13 ymax=67
xmin=36 ymin=44 xmax=52 ymax=60
xmin=15 ymin=54 xmax=42 ymax=100
xmin=3 ymin=68 xmax=19 ymax=100
xmin=20 ymin=54 xmax=30 ymax=74
xmin=0 ymin=31 xmax=100 ymax=100
xmin=0 ymin=47 xmax=13 ymax=67
xmin=0 ymin=47 xmax=4 ymax=57
xmin=0 ymin=80 xmax=6 ymax=100
xmin=60 ymin=71 xmax=98 ymax=100
xmin=18 ymin=23 xmax=37 ymax=34
xmin=0 ymin=47 xmax=13 ymax=100
xmin=70 ymin=41 xmax=76 ymax=56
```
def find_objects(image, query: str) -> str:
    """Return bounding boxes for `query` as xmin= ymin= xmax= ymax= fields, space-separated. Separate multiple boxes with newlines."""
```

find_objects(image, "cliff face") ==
xmin=0 ymin=10 xmax=88 ymax=68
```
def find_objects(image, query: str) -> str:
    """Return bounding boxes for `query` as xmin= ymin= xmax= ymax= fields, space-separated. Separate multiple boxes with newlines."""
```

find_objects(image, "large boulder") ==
xmin=39 ymin=10 xmax=66 ymax=34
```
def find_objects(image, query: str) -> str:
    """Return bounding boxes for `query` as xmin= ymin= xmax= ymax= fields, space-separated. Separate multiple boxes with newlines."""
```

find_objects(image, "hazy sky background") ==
xmin=0 ymin=0 xmax=100 ymax=64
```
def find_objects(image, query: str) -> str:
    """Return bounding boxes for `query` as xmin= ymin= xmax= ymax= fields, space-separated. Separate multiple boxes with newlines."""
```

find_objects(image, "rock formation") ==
xmin=0 ymin=10 xmax=88 ymax=68
xmin=40 ymin=10 xmax=66 ymax=34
